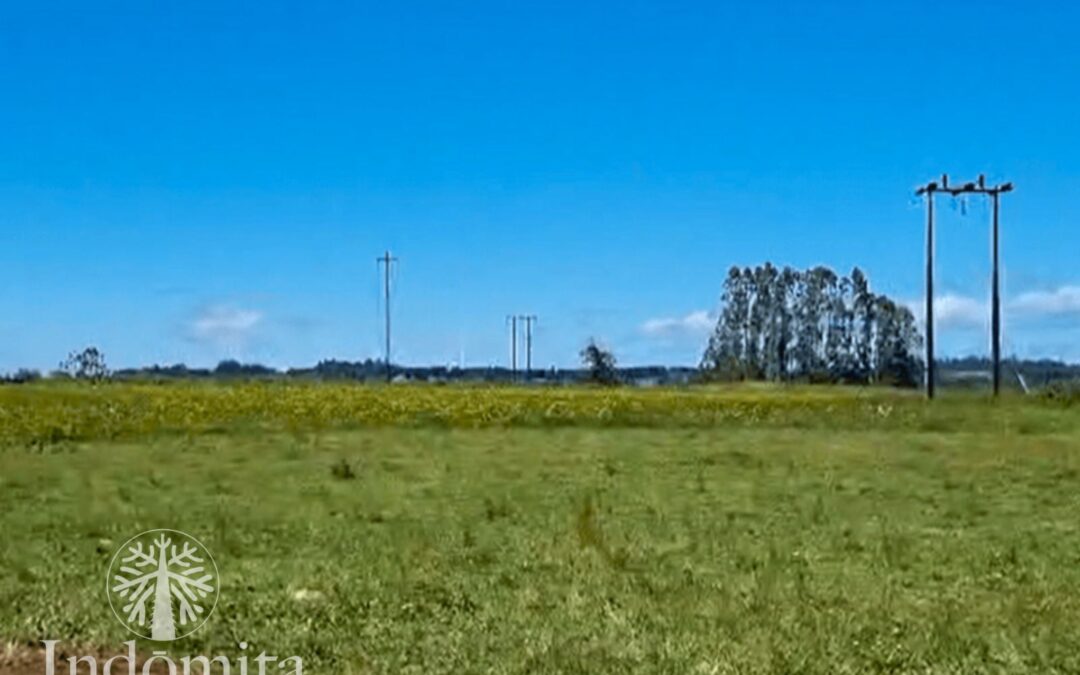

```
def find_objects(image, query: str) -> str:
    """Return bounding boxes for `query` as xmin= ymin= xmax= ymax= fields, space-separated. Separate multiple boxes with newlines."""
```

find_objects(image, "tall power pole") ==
xmin=984 ymin=177 xmax=1013 ymax=396
xmin=377 ymin=250 xmax=397 ymax=382
xmin=518 ymin=315 xmax=537 ymax=378
xmin=916 ymin=175 xmax=1012 ymax=398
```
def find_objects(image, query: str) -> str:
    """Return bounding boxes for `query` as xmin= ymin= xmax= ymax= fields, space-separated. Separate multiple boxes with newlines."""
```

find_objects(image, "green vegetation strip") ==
xmin=1 ymin=382 xmax=1076 ymax=449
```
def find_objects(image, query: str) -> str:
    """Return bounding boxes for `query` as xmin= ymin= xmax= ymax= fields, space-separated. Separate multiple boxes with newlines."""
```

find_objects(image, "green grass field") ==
xmin=2 ymin=384 xmax=1080 ymax=673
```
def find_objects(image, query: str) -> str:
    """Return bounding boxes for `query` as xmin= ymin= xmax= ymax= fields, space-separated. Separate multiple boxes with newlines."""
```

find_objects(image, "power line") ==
xmin=376 ymin=250 xmax=398 ymax=382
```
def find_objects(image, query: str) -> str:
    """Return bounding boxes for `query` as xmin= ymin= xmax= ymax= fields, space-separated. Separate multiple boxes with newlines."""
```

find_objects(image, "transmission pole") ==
xmin=377 ymin=250 xmax=397 ymax=382
xmin=518 ymin=315 xmax=536 ymax=379
xmin=915 ymin=175 xmax=1012 ymax=398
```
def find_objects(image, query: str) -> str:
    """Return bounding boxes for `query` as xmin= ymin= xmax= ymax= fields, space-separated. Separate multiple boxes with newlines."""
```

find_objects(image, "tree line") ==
xmin=700 ymin=264 xmax=924 ymax=386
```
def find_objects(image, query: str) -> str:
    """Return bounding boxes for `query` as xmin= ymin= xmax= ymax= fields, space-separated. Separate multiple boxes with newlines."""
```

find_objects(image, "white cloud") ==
xmin=190 ymin=305 xmax=263 ymax=345
xmin=903 ymin=294 xmax=985 ymax=329
xmin=641 ymin=310 xmax=714 ymax=338
xmin=903 ymin=284 xmax=1080 ymax=330
xmin=1010 ymin=286 xmax=1080 ymax=316
xmin=935 ymin=293 xmax=986 ymax=329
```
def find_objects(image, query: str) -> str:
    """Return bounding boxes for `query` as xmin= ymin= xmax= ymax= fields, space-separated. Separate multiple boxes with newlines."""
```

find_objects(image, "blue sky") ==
xmin=2 ymin=1 xmax=1079 ymax=371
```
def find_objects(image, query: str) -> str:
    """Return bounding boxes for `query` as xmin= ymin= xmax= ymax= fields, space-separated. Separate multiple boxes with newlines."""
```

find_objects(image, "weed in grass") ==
xmin=330 ymin=457 xmax=357 ymax=480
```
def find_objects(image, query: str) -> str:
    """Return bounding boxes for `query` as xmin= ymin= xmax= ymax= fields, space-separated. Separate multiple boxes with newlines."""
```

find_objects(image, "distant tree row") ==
xmin=701 ymin=264 xmax=923 ymax=386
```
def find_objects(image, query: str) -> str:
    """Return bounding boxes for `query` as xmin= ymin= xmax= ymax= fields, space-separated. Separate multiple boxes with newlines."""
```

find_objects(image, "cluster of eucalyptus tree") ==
xmin=701 ymin=264 xmax=924 ymax=386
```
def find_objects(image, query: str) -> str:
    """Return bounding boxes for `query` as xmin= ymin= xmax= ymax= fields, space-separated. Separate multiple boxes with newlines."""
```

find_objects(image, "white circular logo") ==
xmin=106 ymin=529 xmax=219 ymax=641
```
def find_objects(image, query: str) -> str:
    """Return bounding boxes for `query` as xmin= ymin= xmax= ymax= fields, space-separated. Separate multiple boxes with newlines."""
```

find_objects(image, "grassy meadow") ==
xmin=2 ymin=382 xmax=1080 ymax=673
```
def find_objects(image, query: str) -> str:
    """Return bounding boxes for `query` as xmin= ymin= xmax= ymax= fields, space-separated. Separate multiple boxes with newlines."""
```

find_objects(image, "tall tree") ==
xmin=794 ymin=267 xmax=831 ymax=378
xmin=850 ymin=267 xmax=875 ymax=379
xmin=754 ymin=263 xmax=780 ymax=380
xmin=774 ymin=267 xmax=798 ymax=380
xmin=702 ymin=267 xmax=749 ymax=378
xmin=747 ymin=264 xmax=779 ymax=379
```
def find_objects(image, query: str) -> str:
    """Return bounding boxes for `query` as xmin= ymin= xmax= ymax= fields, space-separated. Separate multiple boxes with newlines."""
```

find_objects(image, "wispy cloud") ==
xmin=934 ymin=293 xmax=986 ymax=329
xmin=640 ymin=310 xmax=714 ymax=338
xmin=907 ymin=284 xmax=1080 ymax=329
xmin=189 ymin=305 xmax=263 ymax=346
xmin=1011 ymin=286 xmax=1080 ymax=316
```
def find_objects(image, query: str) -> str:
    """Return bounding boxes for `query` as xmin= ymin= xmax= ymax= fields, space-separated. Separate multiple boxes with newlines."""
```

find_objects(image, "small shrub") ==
xmin=483 ymin=496 xmax=512 ymax=521
xmin=1 ymin=369 xmax=41 ymax=384
xmin=1040 ymin=380 xmax=1080 ymax=406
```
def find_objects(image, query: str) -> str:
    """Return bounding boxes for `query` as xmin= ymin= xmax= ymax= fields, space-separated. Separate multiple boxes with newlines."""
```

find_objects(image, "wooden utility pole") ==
xmin=377 ymin=250 xmax=397 ymax=382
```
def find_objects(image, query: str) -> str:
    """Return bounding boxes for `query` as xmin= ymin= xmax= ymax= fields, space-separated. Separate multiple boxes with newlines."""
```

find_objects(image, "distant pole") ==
xmin=507 ymin=315 xmax=517 ymax=380
xmin=525 ymin=316 xmax=533 ymax=375
xmin=519 ymin=315 xmax=536 ymax=379
xmin=377 ymin=250 xmax=397 ymax=382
